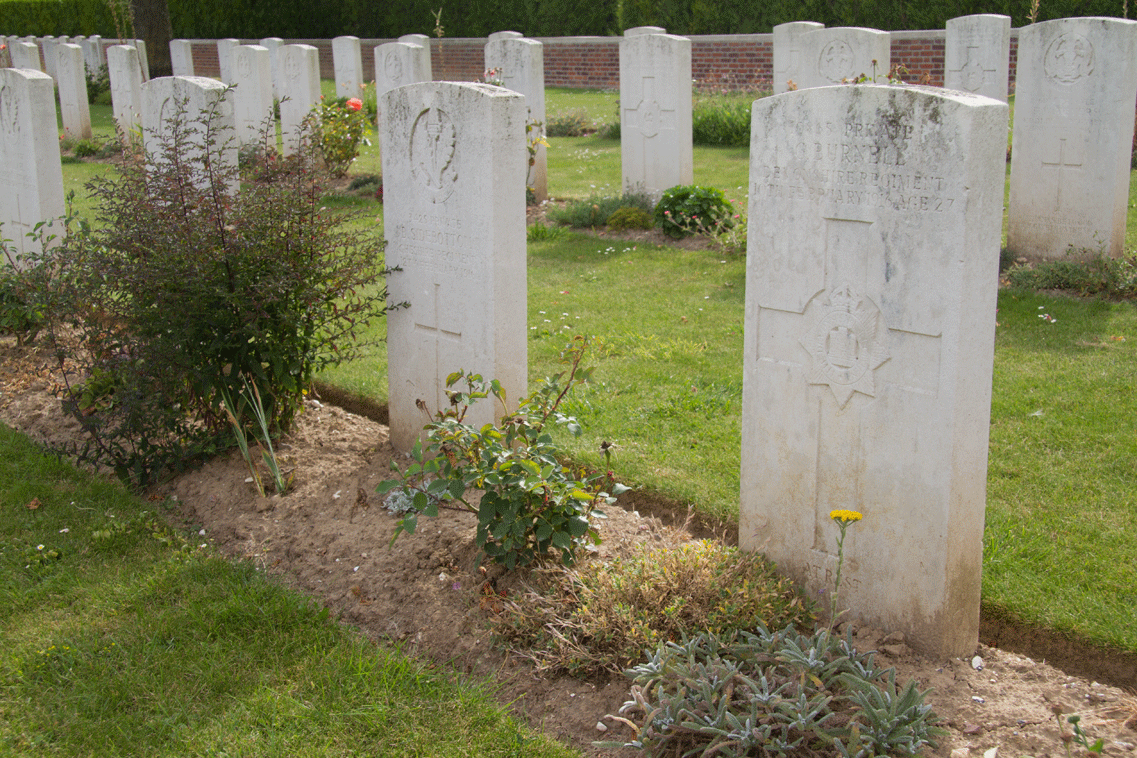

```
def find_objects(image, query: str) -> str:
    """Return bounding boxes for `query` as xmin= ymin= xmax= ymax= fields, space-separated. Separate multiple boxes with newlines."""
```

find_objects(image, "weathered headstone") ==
xmin=170 ymin=39 xmax=195 ymax=76
xmin=333 ymin=35 xmax=364 ymax=99
xmin=399 ymin=33 xmax=431 ymax=48
xmin=796 ymin=27 xmax=891 ymax=89
xmin=487 ymin=31 xmax=524 ymax=42
xmin=741 ymin=84 xmax=1007 ymax=657
xmin=381 ymin=82 xmax=527 ymax=452
xmin=945 ymin=14 xmax=1010 ymax=102
xmin=0 ymin=68 xmax=65 ymax=266
xmin=133 ymin=39 xmax=150 ymax=80
xmin=485 ymin=35 xmax=547 ymax=201
xmin=39 ymin=36 xmax=59 ymax=79
xmin=398 ymin=34 xmax=433 ymax=80
xmin=619 ymin=29 xmax=693 ymax=202
xmin=107 ymin=44 xmax=144 ymax=138
xmin=375 ymin=41 xmax=432 ymax=125
xmin=278 ymin=43 xmax=320 ymax=156
xmin=1008 ymin=17 xmax=1137 ymax=260
xmin=141 ymin=76 xmax=238 ymax=194
xmin=10 ymin=41 xmax=41 ymax=71
xmin=260 ymin=37 xmax=283 ymax=97
xmin=624 ymin=26 xmax=667 ymax=36
xmin=81 ymin=35 xmax=102 ymax=72
xmin=56 ymin=43 xmax=93 ymax=139
xmin=773 ymin=21 xmax=824 ymax=94
xmin=216 ymin=38 xmax=239 ymax=83
xmin=231 ymin=44 xmax=274 ymax=149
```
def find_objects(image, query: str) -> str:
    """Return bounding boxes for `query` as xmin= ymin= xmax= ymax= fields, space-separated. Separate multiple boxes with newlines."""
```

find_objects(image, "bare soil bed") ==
xmin=2 ymin=332 xmax=1135 ymax=757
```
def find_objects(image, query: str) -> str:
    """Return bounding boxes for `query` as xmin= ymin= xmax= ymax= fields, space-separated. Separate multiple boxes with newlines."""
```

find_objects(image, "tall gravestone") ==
xmin=485 ymin=35 xmax=547 ymax=201
xmin=132 ymin=39 xmax=150 ymax=81
xmin=1008 ymin=17 xmax=1137 ymax=260
xmin=216 ymin=38 xmax=239 ymax=83
xmin=333 ymin=35 xmax=364 ymax=99
xmin=231 ymin=44 xmax=274 ymax=149
xmin=142 ymin=76 xmax=238 ymax=194
xmin=108 ymin=44 xmax=144 ymax=137
xmin=80 ymin=35 xmax=102 ymax=72
xmin=796 ymin=27 xmax=890 ymax=89
xmin=619 ymin=29 xmax=693 ymax=203
xmin=40 ymin=36 xmax=59 ymax=79
xmin=0 ymin=68 xmax=65 ymax=265
xmin=773 ymin=21 xmax=824 ymax=94
xmin=278 ymin=44 xmax=321 ymax=156
xmin=10 ymin=41 xmax=41 ymax=71
xmin=170 ymin=39 xmax=195 ymax=76
xmin=487 ymin=31 xmax=524 ymax=42
xmin=56 ymin=43 xmax=93 ymax=139
xmin=398 ymin=35 xmax=433 ymax=80
xmin=375 ymin=42 xmax=432 ymax=126
xmin=945 ymin=15 xmax=1010 ymax=102
xmin=381 ymin=82 xmax=527 ymax=452
xmin=624 ymin=26 xmax=667 ymax=36
xmin=260 ymin=37 xmax=283 ymax=98
xmin=741 ymin=84 xmax=1007 ymax=657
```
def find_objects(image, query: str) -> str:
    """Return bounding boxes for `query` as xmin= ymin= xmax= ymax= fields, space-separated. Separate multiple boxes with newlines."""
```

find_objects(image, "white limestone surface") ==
xmin=141 ymin=76 xmax=238 ymax=194
xmin=170 ymin=39 xmax=195 ymax=76
xmin=381 ymin=82 xmax=527 ymax=452
xmin=741 ymin=84 xmax=1007 ymax=657
xmin=773 ymin=21 xmax=824 ymax=94
xmin=56 ymin=43 xmax=93 ymax=139
xmin=484 ymin=36 xmax=547 ymax=201
xmin=108 ymin=45 xmax=144 ymax=138
xmin=260 ymin=37 xmax=283 ymax=98
xmin=945 ymin=14 xmax=1010 ymax=102
xmin=231 ymin=44 xmax=274 ymax=149
xmin=796 ymin=27 xmax=891 ymax=88
xmin=1008 ymin=17 xmax=1137 ymax=260
xmin=277 ymin=44 xmax=321 ymax=156
xmin=333 ymin=35 xmax=364 ymax=99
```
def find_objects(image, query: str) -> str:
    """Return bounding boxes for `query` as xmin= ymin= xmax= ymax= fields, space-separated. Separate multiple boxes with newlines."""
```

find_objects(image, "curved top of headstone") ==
xmin=488 ymin=31 xmax=525 ymax=42
xmin=399 ymin=33 xmax=430 ymax=47
xmin=774 ymin=20 xmax=824 ymax=31
xmin=624 ymin=26 xmax=667 ymax=36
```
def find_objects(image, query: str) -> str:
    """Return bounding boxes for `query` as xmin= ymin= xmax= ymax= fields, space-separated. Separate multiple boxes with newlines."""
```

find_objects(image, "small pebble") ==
xmin=971 ymin=696 xmax=986 ymax=704
xmin=596 ymin=721 xmax=608 ymax=732
xmin=971 ymin=655 xmax=984 ymax=670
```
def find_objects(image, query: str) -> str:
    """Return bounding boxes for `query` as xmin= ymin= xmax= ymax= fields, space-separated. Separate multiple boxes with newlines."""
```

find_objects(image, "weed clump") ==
xmin=546 ymin=110 xmax=592 ymax=137
xmin=1004 ymin=250 xmax=1137 ymax=299
xmin=606 ymin=206 xmax=654 ymax=231
xmin=495 ymin=540 xmax=814 ymax=675
xmin=548 ymin=191 xmax=653 ymax=228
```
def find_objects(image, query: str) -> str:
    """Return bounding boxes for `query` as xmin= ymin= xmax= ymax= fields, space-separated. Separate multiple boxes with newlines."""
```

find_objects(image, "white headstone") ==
xmin=141 ymin=76 xmax=238 ymax=194
xmin=375 ymin=41 xmax=433 ymax=124
xmin=260 ymin=37 xmax=283 ymax=98
xmin=277 ymin=44 xmax=320 ymax=156
xmin=216 ymin=38 xmax=239 ymax=83
xmin=487 ymin=31 xmax=524 ymax=42
xmin=485 ymin=36 xmax=547 ymax=202
xmin=399 ymin=33 xmax=430 ymax=48
xmin=796 ymin=27 xmax=891 ymax=88
xmin=40 ymin=36 xmax=59 ymax=79
xmin=624 ymin=26 xmax=667 ymax=36
xmin=381 ymin=82 xmax=528 ymax=452
xmin=1008 ymin=17 xmax=1137 ymax=260
xmin=741 ymin=84 xmax=1007 ymax=657
xmin=945 ymin=15 xmax=1010 ymax=102
xmin=170 ymin=39 xmax=195 ymax=76
xmin=10 ymin=41 xmax=41 ymax=71
xmin=0 ymin=68 xmax=65 ymax=266
xmin=133 ymin=39 xmax=150 ymax=81
xmin=773 ymin=21 xmax=824 ymax=94
xmin=81 ymin=35 xmax=102 ymax=72
xmin=107 ymin=45 xmax=144 ymax=138
xmin=619 ymin=30 xmax=693 ymax=203
xmin=231 ymin=44 xmax=274 ymax=150
xmin=56 ymin=43 xmax=93 ymax=140
xmin=397 ymin=35 xmax=433 ymax=80
xmin=332 ymin=35 xmax=364 ymax=99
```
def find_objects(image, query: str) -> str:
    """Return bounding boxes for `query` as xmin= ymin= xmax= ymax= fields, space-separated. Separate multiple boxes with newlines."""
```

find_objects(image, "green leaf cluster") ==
xmin=316 ymin=97 xmax=371 ymax=178
xmin=654 ymin=184 xmax=736 ymax=239
xmin=379 ymin=336 xmax=626 ymax=569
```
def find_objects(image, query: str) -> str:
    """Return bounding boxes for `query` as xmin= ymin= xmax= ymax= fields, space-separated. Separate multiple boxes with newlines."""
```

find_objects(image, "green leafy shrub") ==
xmin=378 ymin=337 xmax=626 ymax=570
xmin=602 ymin=624 xmax=944 ymax=758
xmin=654 ymin=184 xmax=736 ymax=239
xmin=545 ymin=110 xmax=592 ymax=137
xmin=0 ymin=260 xmax=47 ymax=346
xmin=1004 ymin=251 xmax=1137 ymax=299
xmin=316 ymin=95 xmax=371 ymax=177
xmin=46 ymin=94 xmax=397 ymax=487
xmin=548 ymin=191 xmax=652 ymax=228
xmin=495 ymin=540 xmax=814 ymax=675
xmin=606 ymin=206 xmax=653 ymax=231
xmin=692 ymin=97 xmax=752 ymax=147
xmin=85 ymin=63 xmax=110 ymax=104
xmin=72 ymin=138 xmax=102 ymax=158
xmin=527 ymin=223 xmax=569 ymax=242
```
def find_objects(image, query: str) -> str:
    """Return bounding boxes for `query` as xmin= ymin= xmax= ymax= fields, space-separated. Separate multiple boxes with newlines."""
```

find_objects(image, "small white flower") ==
xmin=36 ymin=544 xmax=44 ymax=551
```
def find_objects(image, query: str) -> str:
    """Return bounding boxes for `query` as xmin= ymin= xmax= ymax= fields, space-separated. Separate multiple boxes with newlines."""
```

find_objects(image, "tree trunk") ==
xmin=128 ymin=0 xmax=174 ymax=78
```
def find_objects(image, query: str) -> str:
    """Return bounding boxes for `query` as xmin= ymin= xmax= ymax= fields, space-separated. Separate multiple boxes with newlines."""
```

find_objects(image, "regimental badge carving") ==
xmin=284 ymin=52 xmax=301 ymax=80
xmin=1044 ymin=32 xmax=1094 ymax=84
xmin=818 ymin=39 xmax=854 ymax=83
xmin=0 ymin=85 xmax=17 ymax=136
xmin=410 ymin=107 xmax=457 ymax=203
xmin=385 ymin=53 xmax=404 ymax=84
xmin=638 ymin=98 xmax=661 ymax=137
xmin=800 ymin=283 xmax=890 ymax=407
xmin=236 ymin=52 xmax=252 ymax=80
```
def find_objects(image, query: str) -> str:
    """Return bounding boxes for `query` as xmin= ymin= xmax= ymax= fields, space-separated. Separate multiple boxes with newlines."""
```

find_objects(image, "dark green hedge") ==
xmin=0 ymin=0 xmax=1126 ymax=38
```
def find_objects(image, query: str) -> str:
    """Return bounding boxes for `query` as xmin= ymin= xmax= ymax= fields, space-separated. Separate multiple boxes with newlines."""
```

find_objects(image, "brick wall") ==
xmin=182 ymin=30 xmax=1023 ymax=95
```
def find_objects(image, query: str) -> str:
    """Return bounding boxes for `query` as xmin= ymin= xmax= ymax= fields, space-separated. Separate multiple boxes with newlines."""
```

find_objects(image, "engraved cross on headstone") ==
xmin=624 ymin=76 xmax=675 ymax=138
xmin=1040 ymin=137 xmax=1084 ymax=212
xmin=413 ymin=282 xmax=464 ymax=412
xmin=950 ymin=45 xmax=996 ymax=92
xmin=754 ymin=217 xmax=943 ymax=554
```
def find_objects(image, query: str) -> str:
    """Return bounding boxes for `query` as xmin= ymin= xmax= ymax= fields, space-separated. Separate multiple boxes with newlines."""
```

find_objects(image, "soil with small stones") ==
xmin=2 ymin=286 xmax=1135 ymax=757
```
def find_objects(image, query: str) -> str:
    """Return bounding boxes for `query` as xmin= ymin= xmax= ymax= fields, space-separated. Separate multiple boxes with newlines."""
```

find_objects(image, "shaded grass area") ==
xmin=0 ymin=424 xmax=577 ymax=757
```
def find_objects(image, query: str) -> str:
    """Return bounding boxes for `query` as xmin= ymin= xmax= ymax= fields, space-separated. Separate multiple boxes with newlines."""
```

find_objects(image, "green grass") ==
xmin=0 ymin=424 xmax=578 ymax=757
xmin=43 ymin=85 xmax=1137 ymax=659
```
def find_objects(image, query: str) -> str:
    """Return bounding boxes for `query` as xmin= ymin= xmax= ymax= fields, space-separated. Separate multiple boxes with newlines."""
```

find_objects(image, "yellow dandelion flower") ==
xmin=829 ymin=509 xmax=863 ymax=523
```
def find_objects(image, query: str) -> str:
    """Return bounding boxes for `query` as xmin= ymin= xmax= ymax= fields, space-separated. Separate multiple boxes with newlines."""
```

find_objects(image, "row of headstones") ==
xmin=627 ymin=17 xmax=1137 ymax=260
xmin=3 ymin=34 xmax=150 ymax=80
